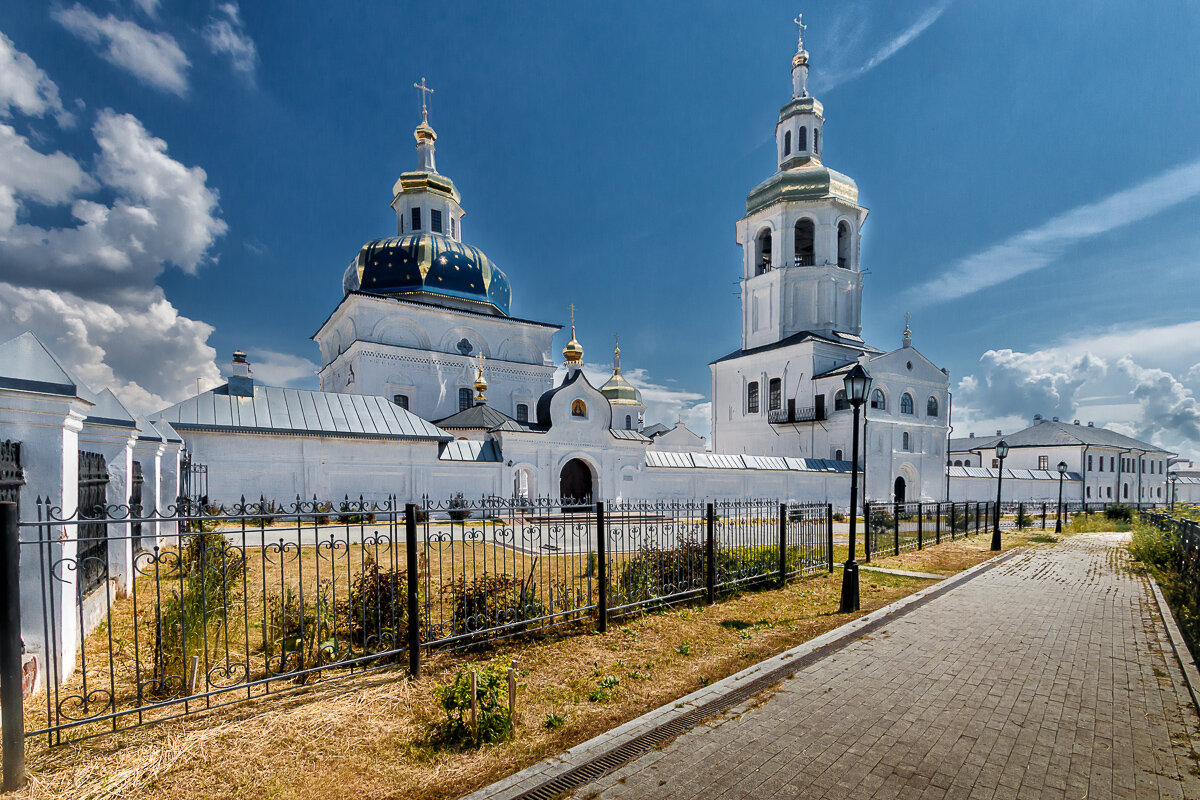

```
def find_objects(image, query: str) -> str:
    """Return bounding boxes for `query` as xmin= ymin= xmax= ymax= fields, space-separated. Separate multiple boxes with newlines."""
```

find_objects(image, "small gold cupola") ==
xmin=563 ymin=304 xmax=584 ymax=365
xmin=473 ymin=354 xmax=488 ymax=403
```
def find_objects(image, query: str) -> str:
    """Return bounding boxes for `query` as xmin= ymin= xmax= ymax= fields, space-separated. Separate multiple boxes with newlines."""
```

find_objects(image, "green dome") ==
xmin=343 ymin=233 xmax=512 ymax=316
xmin=600 ymin=372 xmax=643 ymax=406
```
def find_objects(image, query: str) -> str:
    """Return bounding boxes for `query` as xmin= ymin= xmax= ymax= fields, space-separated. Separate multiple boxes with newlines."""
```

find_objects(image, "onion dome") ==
xmin=343 ymin=232 xmax=512 ymax=317
xmin=562 ymin=325 xmax=583 ymax=364
xmin=600 ymin=339 xmax=643 ymax=405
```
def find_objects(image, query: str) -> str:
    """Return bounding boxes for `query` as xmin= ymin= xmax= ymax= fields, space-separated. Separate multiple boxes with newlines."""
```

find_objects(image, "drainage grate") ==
xmin=508 ymin=550 xmax=1020 ymax=800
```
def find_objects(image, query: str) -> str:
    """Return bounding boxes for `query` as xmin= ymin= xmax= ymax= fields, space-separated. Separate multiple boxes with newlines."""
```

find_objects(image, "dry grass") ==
xmin=18 ymin=531 xmax=1035 ymax=800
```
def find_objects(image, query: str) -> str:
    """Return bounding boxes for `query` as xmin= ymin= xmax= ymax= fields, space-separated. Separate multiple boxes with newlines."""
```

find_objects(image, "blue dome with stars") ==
xmin=343 ymin=233 xmax=512 ymax=317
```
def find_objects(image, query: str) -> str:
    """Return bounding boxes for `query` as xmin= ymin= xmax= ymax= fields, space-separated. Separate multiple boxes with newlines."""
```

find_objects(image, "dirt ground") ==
xmin=17 ymin=529 xmax=1050 ymax=800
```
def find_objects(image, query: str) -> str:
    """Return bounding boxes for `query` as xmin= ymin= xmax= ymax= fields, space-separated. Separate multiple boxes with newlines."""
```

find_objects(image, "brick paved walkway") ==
xmin=574 ymin=533 xmax=1200 ymax=800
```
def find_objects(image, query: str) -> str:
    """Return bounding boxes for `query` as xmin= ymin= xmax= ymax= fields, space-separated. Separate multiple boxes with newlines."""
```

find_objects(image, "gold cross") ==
xmin=569 ymin=303 xmax=576 ymax=326
xmin=413 ymin=77 xmax=435 ymax=120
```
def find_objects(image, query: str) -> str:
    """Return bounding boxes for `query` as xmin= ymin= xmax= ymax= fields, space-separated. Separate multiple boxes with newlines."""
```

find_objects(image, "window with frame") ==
xmin=747 ymin=382 xmax=759 ymax=414
xmin=902 ymin=432 xmax=911 ymax=451
xmin=1107 ymin=486 xmax=1112 ymax=498
xmin=992 ymin=458 xmax=999 ymax=468
xmin=870 ymin=389 xmax=885 ymax=410
xmin=814 ymin=128 xmax=820 ymax=153
xmin=768 ymin=378 xmax=781 ymax=411
xmin=1088 ymin=455 xmax=1093 ymax=471
xmin=798 ymin=125 xmax=807 ymax=151
xmin=571 ymin=399 xmax=587 ymax=417
xmin=1038 ymin=455 xmax=1049 ymax=470
xmin=393 ymin=394 xmax=409 ymax=410
xmin=783 ymin=130 xmax=791 ymax=155
xmin=1087 ymin=487 xmax=1091 ymax=497
xmin=900 ymin=393 xmax=914 ymax=415
xmin=1123 ymin=484 xmax=1128 ymax=498
xmin=411 ymin=207 xmax=421 ymax=231
xmin=926 ymin=396 xmax=938 ymax=417
xmin=451 ymin=216 xmax=456 ymax=237
xmin=625 ymin=414 xmax=632 ymax=430
xmin=834 ymin=389 xmax=849 ymax=411
xmin=835 ymin=449 xmax=844 ymax=460
xmin=458 ymin=387 xmax=472 ymax=411
xmin=516 ymin=404 xmax=528 ymax=423
xmin=431 ymin=209 xmax=443 ymax=233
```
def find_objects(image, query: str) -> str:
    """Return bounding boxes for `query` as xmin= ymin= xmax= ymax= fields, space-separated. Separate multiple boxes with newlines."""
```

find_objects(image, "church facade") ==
xmin=709 ymin=25 xmax=950 ymax=502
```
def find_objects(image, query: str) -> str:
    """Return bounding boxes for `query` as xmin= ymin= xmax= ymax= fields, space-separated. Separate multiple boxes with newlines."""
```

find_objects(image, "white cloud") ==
xmin=816 ymin=1 xmax=953 ymax=92
xmin=0 ymin=31 xmax=73 ymax=126
xmin=132 ymin=0 xmax=160 ymax=17
xmin=0 ymin=107 xmax=227 ymax=414
xmin=52 ymin=4 xmax=189 ymax=96
xmin=906 ymin=157 xmax=1200 ymax=307
xmin=954 ymin=321 xmax=1200 ymax=457
xmin=243 ymin=349 xmax=318 ymax=388
xmin=203 ymin=3 xmax=257 ymax=78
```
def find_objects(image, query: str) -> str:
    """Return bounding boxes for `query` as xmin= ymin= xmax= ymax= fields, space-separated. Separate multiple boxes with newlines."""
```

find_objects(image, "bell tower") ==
xmin=736 ymin=16 xmax=868 ymax=350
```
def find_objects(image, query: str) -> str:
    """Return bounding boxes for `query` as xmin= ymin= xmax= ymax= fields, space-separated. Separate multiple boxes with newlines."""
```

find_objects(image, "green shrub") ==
xmin=264 ymin=584 xmax=336 ymax=679
xmin=1105 ymin=504 xmax=1134 ymax=522
xmin=431 ymin=661 xmax=514 ymax=747
xmin=447 ymin=493 xmax=472 ymax=522
xmin=544 ymin=712 xmax=565 ymax=729
xmin=1015 ymin=503 xmax=1035 ymax=530
xmin=341 ymin=558 xmax=407 ymax=651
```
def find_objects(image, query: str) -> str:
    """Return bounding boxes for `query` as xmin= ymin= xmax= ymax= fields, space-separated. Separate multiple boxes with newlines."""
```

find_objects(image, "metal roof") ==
xmin=438 ymin=439 xmax=502 ymax=462
xmin=149 ymin=417 xmax=184 ymax=444
xmin=86 ymin=388 xmax=136 ymax=428
xmin=134 ymin=414 xmax=164 ymax=442
xmin=157 ymin=383 xmax=450 ymax=441
xmin=610 ymin=429 xmax=651 ymax=442
xmin=949 ymin=434 xmax=1004 ymax=452
xmin=0 ymin=331 xmax=91 ymax=399
xmin=951 ymin=420 xmax=1172 ymax=455
xmin=434 ymin=403 xmax=516 ymax=430
xmin=645 ymin=452 xmax=852 ymax=473
xmin=947 ymin=465 xmax=1082 ymax=481
xmin=642 ymin=423 xmax=670 ymax=438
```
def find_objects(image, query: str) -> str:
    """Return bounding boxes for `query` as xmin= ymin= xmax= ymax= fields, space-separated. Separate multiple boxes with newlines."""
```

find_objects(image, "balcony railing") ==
xmin=768 ymin=406 xmax=826 ymax=424
xmin=793 ymin=254 xmax=815 ymax=267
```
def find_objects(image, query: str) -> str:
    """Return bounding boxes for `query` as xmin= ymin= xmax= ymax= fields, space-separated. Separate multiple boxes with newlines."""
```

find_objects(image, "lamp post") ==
xmin=1169 ymin=471 xmax=1178 ymax=512
xmin=991 ymin=439 xmax=1009 ymax=551
xmin=1055 ymin=460 xmax=1068 ymax=533
xmin=840 ymin=364 xmax=872 ymax=613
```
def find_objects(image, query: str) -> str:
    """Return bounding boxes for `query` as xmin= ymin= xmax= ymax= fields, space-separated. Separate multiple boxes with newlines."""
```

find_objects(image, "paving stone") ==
xmin=565 ymin=533 xmax=1200 ymax=799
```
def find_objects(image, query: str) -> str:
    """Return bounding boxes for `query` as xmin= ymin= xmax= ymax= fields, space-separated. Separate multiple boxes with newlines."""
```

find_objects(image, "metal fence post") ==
xmin=0 ymin=502 xmax=25 ymax=791
xmin=917 ymin=504 xmax=923 ymax=550
xmin=975 ymin=503 xmax=981 ymax=534
xmin=1042 ymin=503 xmax=1047 ymax=530
xmin=827 ymin=503 xmax=834 ymax=573
xmin=706 ymin=502 xmax=716 ymax=604
xmin=893 ymin=502 xmax=900 ymax=556
xmin=596 ymin=501 xmax=607 ymax=633
xmin=778 ymin=503 xmax=788 ymax=587
xmin=935 ymin=503 xmax=942 ymax=545
xmin=405 ymin=503 xmax=420 ymax=679
xmin=864 ymin=502 xmax=872 ymax=563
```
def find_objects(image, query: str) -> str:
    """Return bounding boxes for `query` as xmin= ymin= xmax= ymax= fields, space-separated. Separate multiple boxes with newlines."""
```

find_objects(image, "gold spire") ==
xmin=792 ymin=13 xmax=809 ymax=67
xmin=563 ymin=304 xmax=584 ymax=364
xmin=613 ymin=333 xmax=621 ymax=374
xmin=473 ymin=354 xmax=488 ymax=402
xmin=413 ymin=77 xmax=437 ymax=143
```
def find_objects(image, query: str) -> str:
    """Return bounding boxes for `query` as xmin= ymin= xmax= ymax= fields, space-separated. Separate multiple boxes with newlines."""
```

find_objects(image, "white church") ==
xmin=3 ymin=18 xmax=1104 ymax=513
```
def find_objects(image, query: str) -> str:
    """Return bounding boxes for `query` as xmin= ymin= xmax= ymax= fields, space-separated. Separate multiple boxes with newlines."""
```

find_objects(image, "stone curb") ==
xmin=858 ymin=565 xmax=945 ymax=580
xmin=461 ymin=546 xmax=1027 ymax=800
xmin=1148 ymin=577 xmax=1200 ymax=714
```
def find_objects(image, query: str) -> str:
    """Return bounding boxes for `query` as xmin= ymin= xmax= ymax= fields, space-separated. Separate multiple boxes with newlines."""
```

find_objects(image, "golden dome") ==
xmin=563 ymin=325 xmax=584 ymax=364
xmin=792 ymin=49 xmax=809 ymax=67
xmin=414 ymin=112 xmax=437 ymax=144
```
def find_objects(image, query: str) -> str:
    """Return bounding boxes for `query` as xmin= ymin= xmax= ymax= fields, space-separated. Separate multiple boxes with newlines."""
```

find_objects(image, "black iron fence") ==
xmin=863 ymin=501 xmax=993 ymax=561
xmin=1144 ymin=511 xmax=1200 ymax=598
xmin=0 ymin=495 xmax=833 ymax=759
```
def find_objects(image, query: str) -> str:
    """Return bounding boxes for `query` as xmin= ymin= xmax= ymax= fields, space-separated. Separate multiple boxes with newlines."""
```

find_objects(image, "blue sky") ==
xmin=1 ymin=1 xmax=1199 ymax=457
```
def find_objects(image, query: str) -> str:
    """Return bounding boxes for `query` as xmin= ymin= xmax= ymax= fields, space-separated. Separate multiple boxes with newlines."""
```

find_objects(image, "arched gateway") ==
xmin=559 ymin=459 xmax=594 ymax=504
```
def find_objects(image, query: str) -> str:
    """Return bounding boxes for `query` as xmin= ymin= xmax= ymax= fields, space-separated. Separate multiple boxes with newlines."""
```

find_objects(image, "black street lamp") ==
xmin=1055 ymin=460 xmax=1068 ymax=533
xmin=1169 ymin=471 xmax=1178 ymax=512
xmin=840 ymin=363 xmax=872 ymax=613
xmin=991 ymin=439 xmax=1009 ymax=551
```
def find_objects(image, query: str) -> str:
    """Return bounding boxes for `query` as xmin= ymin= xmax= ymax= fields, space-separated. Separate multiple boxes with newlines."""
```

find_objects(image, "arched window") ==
xmin=393 ymin=394 xmax=409 ymax=410
xmin=814 ymin=128 xmax=820 ymax=153
xmin=571 ymin=399 xmax=587 ymax=418
xmin=625 ymin=414 xmax=632 ymax=430
xmin=783 ymin=130 xmax=791 ymax=156
xmin=1123 ymin=484 xmax=1128 ymax=499
xmin=870 ymin=389 xmax=886 ymax=410
xmin=458 ymin=387 xmax=472 ymax=411
xmin=755 ymin=229 xmax=772 ymax=274
xmin=900 ymin=393 xmax=914 ymax=415
xmin=834 ymin=389 xmax=849 ymax=411
xmin=768 ymin=377 xmax=782 ymax=411
xmin=926 ymin=396 xmax=939 ymax=417
xmin=835 ymin=449 xmax=844 ymax=460
xmin=954 ymin=460 xmax=962 ymax=467
xmin=794 ymin=219 xmax=815 ymax=266
xmin=798 ymin=126 xmax=807 ymax=151
xmin=902 ymin=432 xmax=911 ymax=451
xmin=747 ymin=382 xmax=760 ymax=414
xmin=837 ymin=221 xmax=851 ymax=268
xmin=516 ymin=403 xmax=529 ymax=423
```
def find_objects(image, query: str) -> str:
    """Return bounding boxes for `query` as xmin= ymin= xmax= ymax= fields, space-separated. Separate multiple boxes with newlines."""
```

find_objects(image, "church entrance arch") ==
xmin=559 ymin=458 xmax=594 ymax=505
xmin=893 ymin=476 xmax=907 ymax=504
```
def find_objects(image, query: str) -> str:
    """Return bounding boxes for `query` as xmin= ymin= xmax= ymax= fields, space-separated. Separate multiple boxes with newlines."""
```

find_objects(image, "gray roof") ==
xmin=710 ymin=330 xmax=882 ymax=366
xmin=438 ymin=439 xmax=502 ymax=462
xmin=948 ymin=465 xmax=1082 ymax=481
xmin=157 ymin=382 xmax=451 ymax=441
xmin=87 ymin=388 xmax=136 ymax=428
xmin=646 ymin=451 xmax=851 ymax=472
xmin=949 ymin=434 xmax=1004 ymax=452
xmin=642 ymin=423 xmax=670 ymax=438
xmin=434 ymin=403 xmax=516 ymax=430
xmin=952 ymin=420 xmax=1172 ymax=455
xmin=610 ymin=428 xmax=651 ymax=442
xmin=134 ymin=414 xmax=164 ymax=442
xmin=0 ymin=331 xmax=91 ymax=399
xmin=149 ymin=417 xmax=184 ymax=444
